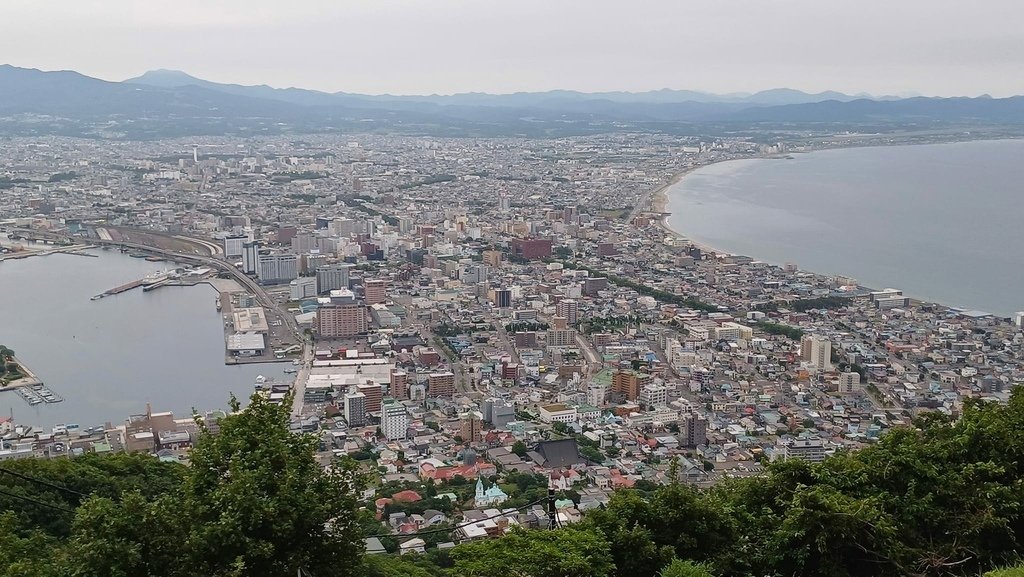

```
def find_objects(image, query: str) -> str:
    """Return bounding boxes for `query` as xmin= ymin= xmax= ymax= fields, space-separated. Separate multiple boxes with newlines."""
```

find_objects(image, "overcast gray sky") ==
xmin=1 ymin=0 xmax=1021 ymax=96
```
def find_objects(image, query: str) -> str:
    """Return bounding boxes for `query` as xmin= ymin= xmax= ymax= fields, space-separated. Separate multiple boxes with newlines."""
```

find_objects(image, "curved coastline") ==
xmin=645 ymin=140 xmax=1024 ymax=317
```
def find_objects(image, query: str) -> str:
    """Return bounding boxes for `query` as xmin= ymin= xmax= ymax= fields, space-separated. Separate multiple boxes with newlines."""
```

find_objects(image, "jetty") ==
xmin=91 ymin=278 xmax=146 ymax=300
xmin=92 ymin=271 xmax=172 ymax=300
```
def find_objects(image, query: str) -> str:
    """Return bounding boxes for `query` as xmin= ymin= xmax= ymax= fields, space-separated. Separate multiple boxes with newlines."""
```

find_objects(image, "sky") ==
xmin=1 ymin=0 xmax=1022 ymax=97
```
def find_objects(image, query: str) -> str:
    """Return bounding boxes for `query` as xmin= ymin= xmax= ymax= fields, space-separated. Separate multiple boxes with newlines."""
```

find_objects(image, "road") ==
xmin=290 ymin=342 xmax=314 ymax=419
xmin=575 ymin=333 xmax=603 ymax=378
xmin=492 ymin=317 xmax=521 ymax=365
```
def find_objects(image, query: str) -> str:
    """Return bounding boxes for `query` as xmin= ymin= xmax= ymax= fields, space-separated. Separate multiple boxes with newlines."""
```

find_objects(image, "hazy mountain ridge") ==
xmin=3 ymin=65 xmax=1023 ymax=138
xmin=124 ymin=69 xmax=892 ymax=106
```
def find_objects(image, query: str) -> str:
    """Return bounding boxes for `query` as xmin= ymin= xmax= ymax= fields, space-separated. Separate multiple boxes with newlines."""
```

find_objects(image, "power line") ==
xmin=0 ymin=467 xmax=87 ymax=497
xmin=0 ymin=488 xmax=75 ymax=514
xmin=367 ymin=497 xmax=548 ymax=539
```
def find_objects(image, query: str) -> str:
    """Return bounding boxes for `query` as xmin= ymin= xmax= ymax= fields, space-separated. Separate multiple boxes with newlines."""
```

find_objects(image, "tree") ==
xmin=511 ymin=440 xmax=528 ymax=458
xmin=0 ymin=512 xmax=56 ymax=577
xmin=660 ymin=559 xmax=716 ymax=577
xmin=183 ymin=393 xmax=365 ymax=577
xmin=449 ymin=526 xmax=614 ymax=577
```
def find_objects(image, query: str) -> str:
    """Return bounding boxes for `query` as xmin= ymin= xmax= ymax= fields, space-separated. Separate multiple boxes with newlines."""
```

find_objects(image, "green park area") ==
xmin=0 ymin=345 xmax=27 ymax=386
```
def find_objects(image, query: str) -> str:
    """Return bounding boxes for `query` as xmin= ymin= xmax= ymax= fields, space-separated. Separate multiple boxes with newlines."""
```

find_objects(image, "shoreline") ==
xmin=641 ymin=139 xmax=1024 ymax=317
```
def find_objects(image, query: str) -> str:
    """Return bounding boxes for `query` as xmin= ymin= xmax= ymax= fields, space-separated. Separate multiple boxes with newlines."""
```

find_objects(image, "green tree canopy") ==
xmin=449 ymin=526 xmax=614 ymax=577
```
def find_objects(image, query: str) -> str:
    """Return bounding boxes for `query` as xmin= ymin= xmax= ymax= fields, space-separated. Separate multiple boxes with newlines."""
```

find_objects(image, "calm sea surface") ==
xmin=0 ymin=250 xmax=287 ymax=429
xmin=667 ymin=140 xmax=1024 ymax=317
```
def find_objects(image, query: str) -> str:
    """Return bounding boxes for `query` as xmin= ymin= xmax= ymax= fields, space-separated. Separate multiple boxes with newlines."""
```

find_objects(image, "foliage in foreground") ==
xmin=6 ymin=389 xmax=1024 ymax=576
xmin=0 ymin=394 xmax=364 ymax=577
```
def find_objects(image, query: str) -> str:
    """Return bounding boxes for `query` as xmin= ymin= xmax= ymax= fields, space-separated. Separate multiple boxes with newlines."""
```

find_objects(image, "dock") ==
xmin=92 ymin=278 xmax=146 ymax=300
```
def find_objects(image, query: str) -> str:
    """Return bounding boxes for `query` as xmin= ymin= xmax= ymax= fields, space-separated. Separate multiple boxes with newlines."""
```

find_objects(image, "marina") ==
xmin=14 ymin=383 xmax=64 ymax=406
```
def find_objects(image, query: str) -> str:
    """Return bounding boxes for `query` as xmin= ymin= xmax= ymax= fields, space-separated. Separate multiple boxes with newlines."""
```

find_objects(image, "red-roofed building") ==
xmin=391 ymin=490 xmax=423 ymax=503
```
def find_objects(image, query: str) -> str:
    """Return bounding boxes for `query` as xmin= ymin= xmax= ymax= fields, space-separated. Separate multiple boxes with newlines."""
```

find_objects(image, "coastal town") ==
xmin=2 ymin=132 xmax=1024 ymax=548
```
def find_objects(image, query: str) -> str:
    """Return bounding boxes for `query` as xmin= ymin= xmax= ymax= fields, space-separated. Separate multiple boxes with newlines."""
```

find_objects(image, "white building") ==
xmin=258 ymin=254 xmax=299 ymax=284
xmin=783 ymin=438 xmax=826 ymax=462
xmin=380 ymin=400 xmax=409 ymax=440
xmin=639 ymin=383 xmax=668 ymax=408
xmin=224 ymin=235 xmax=246 ymax=258
xmin=586 ymin=382 xmax=607 ymax=407
xmin=242 ymin=241 xmax=260 ymax=275
xmin=538 ymin=403 xmax=577 ymax=424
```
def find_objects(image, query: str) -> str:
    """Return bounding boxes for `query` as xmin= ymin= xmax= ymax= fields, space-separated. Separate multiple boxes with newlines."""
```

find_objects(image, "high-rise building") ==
xmin=242 ymin=241 xmax=261 ymax=275
xmin=612 ymin=370 xmax=649 ymax=401
xmin=316 ymin=303 xmax=368 ymax=337
xmin=380 ymin=400 xmax=409 ymax=440
xmin=344 ymin=392 xmax=366 ymax=427
xmin=390 ymin=369 xmax=409 ymax=400
xmin=801 ymin=335 xmax=833 ymax=371
xmin=459 ymin=411 xmax=483 ymax=443
xmin=356 ymin=382 xmax=383 ymax=413
xmin=316 ymin=264 xmax=352 ymax=294
xmin=587 ymin=382 xmax=608 ymax=407
xmin=257 ymin=254 xmax=298 ymax=284
xmin=682 ymin=414 xmax=707 ymax=448
xmin=556 ymin=299 xmax=579 ymax=325
xmin=363 ymin=279 xmax=388 ymax=305
xmin=492 ymin=288 xmax=512 ymax=308
xmin=427 ymin=372 xmax=456 ymax=399
xmin=224 ymin=235 xmax=246 ymax=258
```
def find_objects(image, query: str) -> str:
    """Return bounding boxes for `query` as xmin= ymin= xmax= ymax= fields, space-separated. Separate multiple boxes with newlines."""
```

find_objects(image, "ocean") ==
xmin=666 ymin=139 xmax=1024 ymax=317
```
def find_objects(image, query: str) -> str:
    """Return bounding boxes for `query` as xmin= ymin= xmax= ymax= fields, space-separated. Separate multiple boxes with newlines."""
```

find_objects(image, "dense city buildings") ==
xmin=1 ymin=129 xmax=1022 ymax=554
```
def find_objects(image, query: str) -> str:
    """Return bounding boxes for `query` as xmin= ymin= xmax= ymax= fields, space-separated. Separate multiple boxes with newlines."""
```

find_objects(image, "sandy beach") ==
xmin=644 ymin=162 xmax=725 ymax=254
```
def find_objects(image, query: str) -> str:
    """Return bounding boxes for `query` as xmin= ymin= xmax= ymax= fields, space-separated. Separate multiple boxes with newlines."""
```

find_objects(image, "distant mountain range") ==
xmin=1 ymin=64 xmax=1022 ymax=138
xmin=123 ymin=68 xmax=898 ymax=107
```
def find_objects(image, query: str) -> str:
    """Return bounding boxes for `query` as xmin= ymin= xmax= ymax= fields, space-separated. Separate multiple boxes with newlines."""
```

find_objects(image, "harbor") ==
xmin=0 ymin=250 xmax=290 ymax=429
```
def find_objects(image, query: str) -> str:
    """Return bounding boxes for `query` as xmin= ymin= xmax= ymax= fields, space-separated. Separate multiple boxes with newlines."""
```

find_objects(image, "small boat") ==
xmin=283 ymin=368 xmax=297 ymax=374
xmin=145 ymin=256 xmax=163 ymax=262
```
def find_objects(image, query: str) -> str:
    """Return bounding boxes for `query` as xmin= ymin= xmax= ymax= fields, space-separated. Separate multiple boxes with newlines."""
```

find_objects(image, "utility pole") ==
xmin=547 ymin=485 xmax=556 ymax=530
